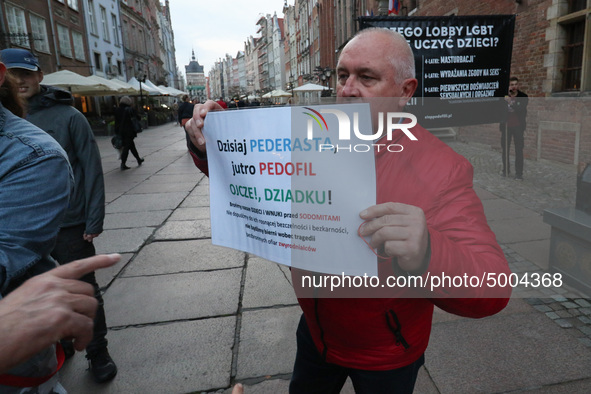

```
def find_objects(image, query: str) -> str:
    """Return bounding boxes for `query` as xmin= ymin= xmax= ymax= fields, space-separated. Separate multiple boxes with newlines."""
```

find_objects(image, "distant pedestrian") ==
xmin=115 ymin=96 xmax=144 ymax=170
xmin=216 ymin=97 xmax=228 ymax=109
xmin=172 ymin=100 xmax=179 ymax=124
xmin=500 ymin=77 xmax=528 ymax=180
xmin=2 ymin=48 xmax=118 ymax=383
xmin=178 ymin=94 xmax=194 ymax=127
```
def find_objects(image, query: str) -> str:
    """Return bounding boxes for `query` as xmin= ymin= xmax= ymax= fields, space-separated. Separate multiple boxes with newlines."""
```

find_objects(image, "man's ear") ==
xmin=398 ymin=78 xmax=418 ymax=108
xmin=37 ymin=70 xmax=44 ymax=83
xmin=0 ymin=63 xmax=6 ymax=86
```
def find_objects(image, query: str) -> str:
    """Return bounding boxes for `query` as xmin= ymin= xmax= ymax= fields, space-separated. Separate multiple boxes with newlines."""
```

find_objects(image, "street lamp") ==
xmin=137 ymin=72 xmax=146 ymax=111
xmin=323 ymin=67 xmax=332 ymax=88
xmin=287 ymin=72 xmax=295 ymax=97
xmin=315 ymin=66 xmax=333 ymax=96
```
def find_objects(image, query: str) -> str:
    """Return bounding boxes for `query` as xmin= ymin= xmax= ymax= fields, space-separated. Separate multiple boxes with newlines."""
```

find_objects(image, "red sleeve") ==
xmin=186 ymin=134 xmax=209 ymax=177
xmin=423 ymin=159 xmax=511 ymax=317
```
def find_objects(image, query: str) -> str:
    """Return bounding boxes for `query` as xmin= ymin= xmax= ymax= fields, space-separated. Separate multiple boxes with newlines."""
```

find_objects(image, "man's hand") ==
xmin=83 ymin=232 xmax=100 ymax=242
xmin=359 ymin=202 xmax=429 ymax=272
xmin=0 ymin=254 xmax=120 ymax=373
xmin=183 ymin=100 xmax=223 ymax=153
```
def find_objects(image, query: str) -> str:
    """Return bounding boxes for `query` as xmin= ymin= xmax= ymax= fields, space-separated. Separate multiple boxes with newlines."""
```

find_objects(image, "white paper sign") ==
xmin=204 ymin=103 xmax=378 ymax=276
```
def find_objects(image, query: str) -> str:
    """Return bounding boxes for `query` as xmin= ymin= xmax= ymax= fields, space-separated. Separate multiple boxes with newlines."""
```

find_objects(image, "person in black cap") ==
xmin=0 ymin=48 xmax=118 ymax=384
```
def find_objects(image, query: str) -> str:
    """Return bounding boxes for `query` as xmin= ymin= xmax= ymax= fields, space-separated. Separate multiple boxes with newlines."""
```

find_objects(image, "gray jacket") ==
xmin=26 ymin=85 xmax=105 ymax=234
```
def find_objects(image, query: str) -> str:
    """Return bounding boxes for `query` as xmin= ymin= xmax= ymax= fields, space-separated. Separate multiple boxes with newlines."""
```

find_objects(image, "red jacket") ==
xmin=188 ymin=123 xmax=511 ymax=370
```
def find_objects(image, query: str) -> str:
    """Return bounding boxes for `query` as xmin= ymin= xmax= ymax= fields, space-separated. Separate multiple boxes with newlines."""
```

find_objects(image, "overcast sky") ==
xmin=168 ymin=1 xmax=291 ymax=79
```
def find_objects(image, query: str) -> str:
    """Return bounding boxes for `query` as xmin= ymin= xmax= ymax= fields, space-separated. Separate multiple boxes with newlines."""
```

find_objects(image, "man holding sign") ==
xmin=185 ymin=28 xmax=511 ymax=393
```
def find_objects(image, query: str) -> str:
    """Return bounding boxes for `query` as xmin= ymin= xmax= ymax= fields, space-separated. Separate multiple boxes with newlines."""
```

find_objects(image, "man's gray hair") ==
xmin=353 ymin=27 xmax=416 ymax=84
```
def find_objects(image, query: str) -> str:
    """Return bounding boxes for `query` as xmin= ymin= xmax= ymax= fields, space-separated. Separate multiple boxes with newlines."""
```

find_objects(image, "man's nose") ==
xmin=338 ymin=76 xmax=360 ymax=97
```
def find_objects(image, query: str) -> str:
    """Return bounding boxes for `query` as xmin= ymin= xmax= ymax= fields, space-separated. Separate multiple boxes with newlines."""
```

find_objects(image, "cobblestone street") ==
xmin=449 ymin=141 xmax=577 ymax=214
xmin=449 ymin=141 xmax=591 ymax=349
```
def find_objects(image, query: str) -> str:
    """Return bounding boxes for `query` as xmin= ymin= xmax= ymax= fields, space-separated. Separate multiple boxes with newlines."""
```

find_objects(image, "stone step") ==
xmin=429 ymin=127 xmax=457 ymax=141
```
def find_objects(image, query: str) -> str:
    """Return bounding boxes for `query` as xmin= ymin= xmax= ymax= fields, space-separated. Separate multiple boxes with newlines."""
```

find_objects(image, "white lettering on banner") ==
xmin=307 ymin=110 xmax=418 ymax=142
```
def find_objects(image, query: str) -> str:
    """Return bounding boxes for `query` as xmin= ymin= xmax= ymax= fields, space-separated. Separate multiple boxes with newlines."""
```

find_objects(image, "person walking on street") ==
xmin=172 ymin=100 xmax=179 ymax=125
xmin=115 ymin=96 xmax=144 ymax=170
xmin=500 ymin=76 xmax=528 ymax=180
xmin=178 ymin=94 xmax=194 ymax=127
xmin=1 ymin=48 xmax=118 ymax=384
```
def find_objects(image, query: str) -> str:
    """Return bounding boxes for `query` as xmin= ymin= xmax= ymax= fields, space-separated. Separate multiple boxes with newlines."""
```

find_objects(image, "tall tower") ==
xmin=185 ymin=50 xmax=206 ymax=102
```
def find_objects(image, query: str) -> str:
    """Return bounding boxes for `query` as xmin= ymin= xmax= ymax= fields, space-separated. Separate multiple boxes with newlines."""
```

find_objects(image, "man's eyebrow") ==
xmin=356 ymin=67 xmax=378 ymax=75
xmin=336 ymin=66 xmax=377 ymax=74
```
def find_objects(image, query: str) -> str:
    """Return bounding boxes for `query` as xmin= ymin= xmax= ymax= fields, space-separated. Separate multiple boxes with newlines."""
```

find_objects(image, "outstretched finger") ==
xmin=50 ymin=254 xmax=120 ymax=281
xmin=232 ymin=383 xmax=244 ymax=394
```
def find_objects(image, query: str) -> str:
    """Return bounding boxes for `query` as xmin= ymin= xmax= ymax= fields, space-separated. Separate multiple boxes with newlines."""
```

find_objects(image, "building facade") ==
xmin=272 ymin=13 xmax=286 ymax=91
xmin=83 ymin=0 xmax=125 ymax=80
xmin=0 ymin=0 xmax=93 ymax=75
xmin=119 ymin=0 xmax=163 ymax=84
xmin=158 ymin=0 xmax=179 ymax=88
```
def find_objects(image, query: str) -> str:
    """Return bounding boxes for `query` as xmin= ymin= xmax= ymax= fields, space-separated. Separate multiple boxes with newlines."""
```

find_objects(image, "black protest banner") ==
xmin=358 ymin=15 xmax=516 ymax=128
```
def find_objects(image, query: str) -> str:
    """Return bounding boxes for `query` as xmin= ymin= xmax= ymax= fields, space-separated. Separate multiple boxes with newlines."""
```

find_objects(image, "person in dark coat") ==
xmin=115 ymin=96 xmax=144 ymax=170
xmin=499 ymin=77 xmax=528 ymax=180
xmin=178 ymin=94 xmax=194 ymax=127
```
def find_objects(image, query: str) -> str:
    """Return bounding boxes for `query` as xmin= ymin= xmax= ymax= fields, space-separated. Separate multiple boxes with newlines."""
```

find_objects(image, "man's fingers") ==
xmin=192 ymin=100 xmax=222 ymax=126
xmin=367 ymin=226 xmax=408 ymax=250
xmin=83 ymin=233 xmax=100 ymax=242
xmin=52 ymin=290 xmax=102 ymax=350
xmin=52 ymin=278 xmax=96 ymax=298
xmin=186 ymin=100 xmax=223 ymax=149
xmin=232 ymin=383 xmax=244 ymax=394
xmin=65 ymin=315 xmax=96 ymax=351
xmin=360 ymin=202 xmax=412 ymax=220
xmin=360 ymin=215 xmax=399 ymax=236
xmin=359 ymin=211 xmax=414 ymax=237
xmin=56 ymin=292 xmax=99 ymax=320
xmin=183 ymin=118 xmax=202 ymax=147
xmin=50 ymin=254 xmax=120 ymax=280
